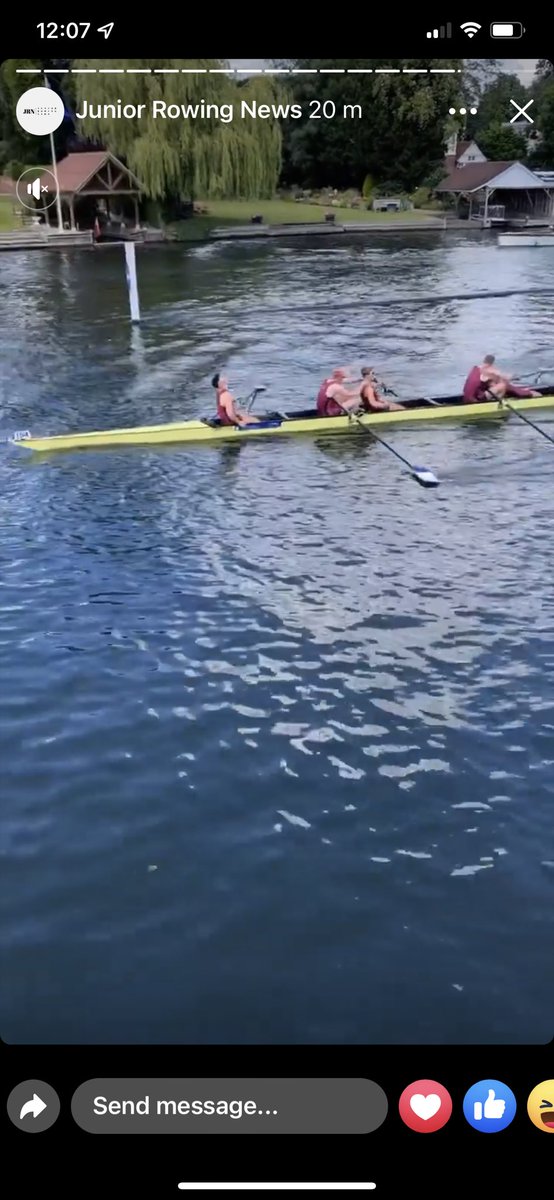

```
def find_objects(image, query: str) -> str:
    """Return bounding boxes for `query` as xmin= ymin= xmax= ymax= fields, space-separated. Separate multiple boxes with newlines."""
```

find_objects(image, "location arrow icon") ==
xmin=19 ymin=1094 xmax=47 ymax=1120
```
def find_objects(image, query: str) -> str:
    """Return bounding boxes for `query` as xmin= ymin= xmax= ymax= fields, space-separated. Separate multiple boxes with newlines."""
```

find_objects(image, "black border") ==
xmin=5 ymin=1041 xmax=554 ymax=1194
xmin=0 ymin=13 xmax=546 ymax=59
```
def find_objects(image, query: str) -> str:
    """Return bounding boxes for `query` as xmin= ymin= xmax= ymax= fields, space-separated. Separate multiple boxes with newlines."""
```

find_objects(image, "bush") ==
xmin=373 ymin=180 xmax=404 ymax=196
xmin=411 ymin=186 xmax=432 ymax=209
xmin=362 ymin=174 xmax=373 ymax=198
xmin=422 ymin=165 xmax=449 ymax=190
xmin=411 ymin=188 xmax=446 ymax=211
xmin=5 ymin=160 xmax=25 ymax=181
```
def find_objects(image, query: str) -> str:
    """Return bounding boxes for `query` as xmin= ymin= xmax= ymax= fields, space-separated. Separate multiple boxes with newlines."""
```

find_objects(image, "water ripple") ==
xmin=1 ymin=237 xmax=553 ymax=1044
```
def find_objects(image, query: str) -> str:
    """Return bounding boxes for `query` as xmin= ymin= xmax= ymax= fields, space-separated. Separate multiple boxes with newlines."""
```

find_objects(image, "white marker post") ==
xmin=124 ymin=240 xmax=141 ymax=323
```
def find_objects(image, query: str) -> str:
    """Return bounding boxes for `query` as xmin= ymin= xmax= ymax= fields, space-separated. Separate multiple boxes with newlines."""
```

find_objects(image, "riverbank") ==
xmin=0 ymin=195 xmax=18 ymax=230
xmin=168 ymin=198 xmax=444 ymax=242
xmin=0 ymin=193 xmax=486 ymax=252
xmin=0 ymin=227 xmax=94 ymax=251
xmin=209 ymin=218 xmax=447 ymax=241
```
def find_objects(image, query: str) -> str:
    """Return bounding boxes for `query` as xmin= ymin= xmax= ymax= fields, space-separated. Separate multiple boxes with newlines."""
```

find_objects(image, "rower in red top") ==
xmin=212 ymin=374 xmax=261 ymax=427
xmin=359 ymin=367 xmax=404 ymax=412
xmin=316 ymin=367 xmax=364 ymax=417
xmin=463 ymin=355 xmax=541 ymax=403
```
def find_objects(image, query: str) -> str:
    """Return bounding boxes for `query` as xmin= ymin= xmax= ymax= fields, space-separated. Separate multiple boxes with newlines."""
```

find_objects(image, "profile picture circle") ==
xmin=16 ymin=87 xmax=65 ymax=136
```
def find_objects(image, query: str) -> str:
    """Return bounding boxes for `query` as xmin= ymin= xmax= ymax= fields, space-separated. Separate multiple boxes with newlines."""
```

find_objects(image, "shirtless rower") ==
xmin=316 ymin=367 xmax=364 ymax=417
xmin=463 ymin=355 xmax=540 ymax=403
xmin=359 ymin=366 xmax=404 ymax=412
xmin=212 ymin=374 xmax=261 ymax=426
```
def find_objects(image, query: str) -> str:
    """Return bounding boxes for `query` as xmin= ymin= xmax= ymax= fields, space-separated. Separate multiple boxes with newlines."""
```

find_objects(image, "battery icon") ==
xmin=490 ymin=22 xmax=524 ymax=37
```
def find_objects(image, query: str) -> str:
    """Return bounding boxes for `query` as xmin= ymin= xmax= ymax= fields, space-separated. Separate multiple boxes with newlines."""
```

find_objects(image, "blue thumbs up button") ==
xmin=463 ymin=1080 xmax=517 ymax=1132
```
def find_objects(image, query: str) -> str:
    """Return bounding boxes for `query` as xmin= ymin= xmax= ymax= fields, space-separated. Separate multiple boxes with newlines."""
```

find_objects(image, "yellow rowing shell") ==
xmin=11 ymin=391 xmax=554 ymax=454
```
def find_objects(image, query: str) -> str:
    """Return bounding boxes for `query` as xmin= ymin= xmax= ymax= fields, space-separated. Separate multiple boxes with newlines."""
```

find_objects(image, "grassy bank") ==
xmin=0 ymin=195 xmax=23 ymax=231
xmin=169 ymin=198 xmax=440 ymax=241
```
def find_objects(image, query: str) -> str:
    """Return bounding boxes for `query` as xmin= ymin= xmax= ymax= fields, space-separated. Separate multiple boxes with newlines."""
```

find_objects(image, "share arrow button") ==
xmin=20 ymin=1093 xmax=48 ymax=1120
xmin=7 ymin=1080 xmax=61 ymax=1132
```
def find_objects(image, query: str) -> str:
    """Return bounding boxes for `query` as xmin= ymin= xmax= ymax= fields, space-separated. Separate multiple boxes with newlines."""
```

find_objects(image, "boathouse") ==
xmin=38 ymin=151 xmax=144 ymax=233
xmin=435 ymin=160 xmax=554 ymax=227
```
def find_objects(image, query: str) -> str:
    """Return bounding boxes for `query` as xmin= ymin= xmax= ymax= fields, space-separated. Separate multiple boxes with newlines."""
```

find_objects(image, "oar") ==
xmin=378 ymin=381 xmax=441 ymax=408
xmin=337 ymin=403 xmax=439 ymax=488
xmin=502 ymin=400 xmax=554 ymax=446
xmin=513 ymin=369 xmax=554 ymax=386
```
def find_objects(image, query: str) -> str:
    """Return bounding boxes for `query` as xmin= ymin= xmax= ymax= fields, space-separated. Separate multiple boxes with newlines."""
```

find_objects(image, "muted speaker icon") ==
xmin=27 ymin=178 xmax=45 ymax=200
xmin=16 ymin=167 xmax=57 ymax=213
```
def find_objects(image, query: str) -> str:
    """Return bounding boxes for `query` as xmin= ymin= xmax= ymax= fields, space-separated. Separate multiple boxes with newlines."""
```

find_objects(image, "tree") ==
xmin=527 ymin=78 xmax=554 ymax=167
xmin=472 ymin=73 xmax=528 ymax=138
xmin=0 ymin=60 xmax=47 ymax=168
xmin=461 ymin=59 xmax=502 ymax=107
xmin=0 ymin=58 xmax=80 ymax=170
xmin=477 ymin=122 xmax=528 ymax=161
xmin=71 ymin=60 xmax=283 ymax=200
xmin=279 ymin=59 xmax=462 ymax=191
xmin=531 ymin=60 xmax=554 ymax=107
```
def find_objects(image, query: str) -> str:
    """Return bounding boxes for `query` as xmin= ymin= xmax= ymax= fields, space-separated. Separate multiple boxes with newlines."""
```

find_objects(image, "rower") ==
xmin=359 ymin=367 xmax=404 ymax=412
xmin=316 ymin=367 xmax=362 ymax=417
xmin=463 ymin=355 xmax=541 ymax=403
xmin=212 ymin=374 xmax=261 ymax=427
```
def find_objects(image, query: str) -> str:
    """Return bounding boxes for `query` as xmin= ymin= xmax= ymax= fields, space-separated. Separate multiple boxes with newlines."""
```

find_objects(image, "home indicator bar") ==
xmin=177 ymin=1187 xmax=378 ymax=1193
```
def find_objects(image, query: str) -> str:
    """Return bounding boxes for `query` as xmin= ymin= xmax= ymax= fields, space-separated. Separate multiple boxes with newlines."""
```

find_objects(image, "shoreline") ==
xmin=0 ymin=219 xmax=491 ymax=254
xmin=208 ymin=217 xmax=457 ymax=241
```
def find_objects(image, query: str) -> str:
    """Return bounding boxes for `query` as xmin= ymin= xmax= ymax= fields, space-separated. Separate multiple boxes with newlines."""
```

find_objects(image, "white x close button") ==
xmin=509 ymin=98 xmax=534 ymax=124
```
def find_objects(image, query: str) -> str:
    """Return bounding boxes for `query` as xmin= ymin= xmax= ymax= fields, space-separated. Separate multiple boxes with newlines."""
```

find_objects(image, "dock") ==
xmin=208 ymin=214 xmax=554 ymax=243
xmin=209 ymin=218 xmax=447 ymax=241
xmin=0 ymin=228 xmax=94 ymax=252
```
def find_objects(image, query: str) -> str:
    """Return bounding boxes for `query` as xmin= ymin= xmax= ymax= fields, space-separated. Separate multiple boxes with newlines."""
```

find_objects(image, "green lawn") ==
xmin=196 ymin=198 xmax=438 ymax=225
xmin=170 ymin=197 xmax=442 ymax=241
xmin=0 ymin=167 xmax=49 ymax=231
xmin=0 ymin=191 xmax=441 ymax=238
xmin=0 ymin=195 xmax=24 ymax=231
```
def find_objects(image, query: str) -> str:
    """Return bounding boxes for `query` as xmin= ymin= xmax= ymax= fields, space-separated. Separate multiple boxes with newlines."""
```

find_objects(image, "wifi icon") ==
xmin=460 ymin=21 xmax=481 ymax=37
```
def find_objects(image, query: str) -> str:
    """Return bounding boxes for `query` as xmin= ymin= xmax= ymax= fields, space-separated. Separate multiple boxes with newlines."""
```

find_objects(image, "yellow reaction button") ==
xmin=527 ymin=1081 xmax=554 ymax=1132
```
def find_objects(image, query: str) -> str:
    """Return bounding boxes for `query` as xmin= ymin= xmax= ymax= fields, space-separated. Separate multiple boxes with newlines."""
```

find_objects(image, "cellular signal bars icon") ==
xmin=427 ymin=23 xmax=452 ymax=38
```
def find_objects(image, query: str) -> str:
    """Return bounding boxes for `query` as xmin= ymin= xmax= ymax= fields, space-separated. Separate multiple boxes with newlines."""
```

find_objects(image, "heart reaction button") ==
xmin=399 ymin=1079 xmax=453 ymax=1132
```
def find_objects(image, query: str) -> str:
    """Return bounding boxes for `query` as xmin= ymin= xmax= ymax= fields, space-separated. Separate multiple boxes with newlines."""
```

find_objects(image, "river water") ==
xmin=1 ymin=230 xmax=553 ymax=1044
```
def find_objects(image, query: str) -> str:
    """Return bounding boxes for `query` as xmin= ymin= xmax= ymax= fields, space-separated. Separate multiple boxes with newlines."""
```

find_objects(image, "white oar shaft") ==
xmin=336 ymin=403 xmax=439 ymax=487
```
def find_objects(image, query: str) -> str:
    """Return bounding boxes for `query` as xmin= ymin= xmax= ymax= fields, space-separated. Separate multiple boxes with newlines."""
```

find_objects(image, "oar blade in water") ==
xmin=412 ymin=466 xmax=440 ymax=488
xmin=334 ymin=400 xmax=440 ymax=489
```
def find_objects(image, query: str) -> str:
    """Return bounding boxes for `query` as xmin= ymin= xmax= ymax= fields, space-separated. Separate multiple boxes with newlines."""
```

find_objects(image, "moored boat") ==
xmin=498 ymin=231 xmax=554 ymax=247
xmin=8 ymin=387 xmax=554 ymax=454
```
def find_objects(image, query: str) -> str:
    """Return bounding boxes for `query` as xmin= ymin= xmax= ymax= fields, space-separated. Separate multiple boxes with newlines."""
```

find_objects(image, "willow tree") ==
xmin=72 ymin=60 xmax=282 ymax=200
